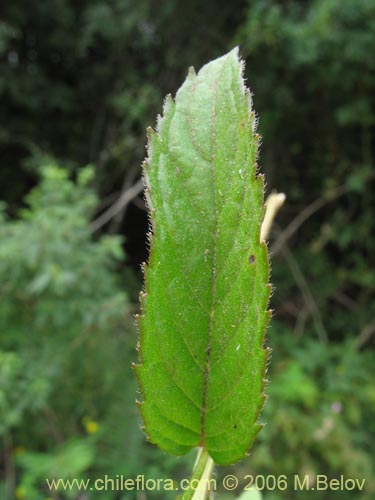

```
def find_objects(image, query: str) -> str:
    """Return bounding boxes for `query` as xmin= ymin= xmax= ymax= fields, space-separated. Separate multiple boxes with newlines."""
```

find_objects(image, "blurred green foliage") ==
xmin=0 ymin=0 xmax=374 ymax=499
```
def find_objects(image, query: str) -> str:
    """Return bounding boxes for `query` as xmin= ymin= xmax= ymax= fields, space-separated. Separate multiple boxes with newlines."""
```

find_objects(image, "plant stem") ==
xmin=181 ymin=448 xmax=214 ymax=500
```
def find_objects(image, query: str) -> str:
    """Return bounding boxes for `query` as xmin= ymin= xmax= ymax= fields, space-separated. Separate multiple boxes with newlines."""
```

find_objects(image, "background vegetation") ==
xmin=0 ymin=0 xmax=374 ymax=499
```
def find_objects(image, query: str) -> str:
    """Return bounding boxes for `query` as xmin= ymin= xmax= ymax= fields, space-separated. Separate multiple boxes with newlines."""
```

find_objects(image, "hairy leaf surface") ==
xmin=135 ymin=48 xmax=271 ymax=465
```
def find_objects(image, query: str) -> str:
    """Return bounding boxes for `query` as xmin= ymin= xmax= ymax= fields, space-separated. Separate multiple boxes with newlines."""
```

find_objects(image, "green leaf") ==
xmin=135 ymin=48 xmax=271 ymax=465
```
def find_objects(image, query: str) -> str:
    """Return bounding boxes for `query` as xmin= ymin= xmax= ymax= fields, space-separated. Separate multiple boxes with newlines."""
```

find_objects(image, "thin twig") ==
xmin=95 ymin=190 xmax=121 ymax=212
xmin=109 ymin=164 xmax=140 ymax=233
xmin=90 ymin=178 xmax=144 ymax=232
xmin=270 ymin=185 xmax=348 ymax=256
xmin=279 ymin=240 xmax=329 ymax=343
xmin=355 ymin=318 xmax=375 ymax=350
xmin=332 ymin=290 xmax=357 ymax=311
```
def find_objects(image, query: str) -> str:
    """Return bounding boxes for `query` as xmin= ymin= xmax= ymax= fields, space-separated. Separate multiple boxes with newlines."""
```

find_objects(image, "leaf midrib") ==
xmin=200 ymin=72 xmax=221 ymax=446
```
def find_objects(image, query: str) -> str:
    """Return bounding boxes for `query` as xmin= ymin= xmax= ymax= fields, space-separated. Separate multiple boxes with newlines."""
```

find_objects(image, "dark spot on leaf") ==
xmin=249 ymin=255 xmax=256 ymax=264
xmin=233 ymin=424 xmax=237 ymax=429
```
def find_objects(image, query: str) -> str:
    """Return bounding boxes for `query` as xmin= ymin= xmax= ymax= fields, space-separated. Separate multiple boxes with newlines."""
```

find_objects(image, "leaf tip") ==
xmin=227 ymin=45 xmax=240 ymax=61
